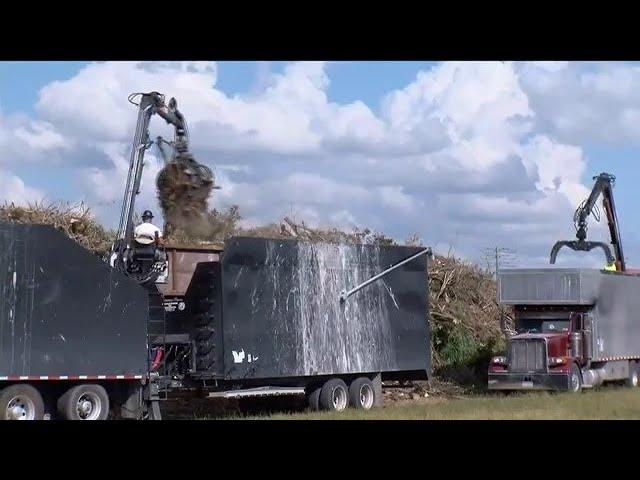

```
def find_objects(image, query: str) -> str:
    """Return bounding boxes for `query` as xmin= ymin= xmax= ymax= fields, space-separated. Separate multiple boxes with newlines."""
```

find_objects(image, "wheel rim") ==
xmin=6 ymin=395 xmax=35 ymax=420
xmin=359 ymin=384 xmax=375 ymax=409
xmin=332 ymin=386 xmax=347 ymax=411
xmin=76 ymin=392 xmax=102 ymax=420
xmin=571 ymin=373 xmax=580 ymax=391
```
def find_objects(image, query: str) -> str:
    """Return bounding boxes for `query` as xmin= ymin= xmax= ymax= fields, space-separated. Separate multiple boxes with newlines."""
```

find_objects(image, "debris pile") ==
xmin=0 ymin=202 xmax=114 ymax=257
xmin=241 ymin=216 xmax=396 ymax=246
xmin=383 ymin=378 xmax=468 ymax=404
xmin=155 ymin=154 xmax=215 ymax=240
xmin=428 ymin=256 xmax=505 ymax=363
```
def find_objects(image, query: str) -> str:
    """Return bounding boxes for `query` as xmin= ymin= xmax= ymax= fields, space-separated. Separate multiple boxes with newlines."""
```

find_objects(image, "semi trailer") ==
xmin=0 ymin=223 xmax=431 ymax=419
xmin=488 ymin=172 xmax=640 ymax=392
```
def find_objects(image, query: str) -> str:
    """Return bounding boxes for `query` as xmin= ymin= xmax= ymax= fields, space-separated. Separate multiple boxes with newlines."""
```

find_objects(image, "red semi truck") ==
xmin=489 ymin=173 xmax=640 ymax=392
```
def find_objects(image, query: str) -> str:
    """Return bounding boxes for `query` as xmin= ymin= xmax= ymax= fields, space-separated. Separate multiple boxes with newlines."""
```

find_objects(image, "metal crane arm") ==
xmin=549 ymin=172 xmax=626 ymax=271
xmin=116 ymin=92 xmax=194 ymax=244
xmin=111 ymin=91 xmax=214 ymax=285
xmin=116 ymin=93 xmax=156 ymax=244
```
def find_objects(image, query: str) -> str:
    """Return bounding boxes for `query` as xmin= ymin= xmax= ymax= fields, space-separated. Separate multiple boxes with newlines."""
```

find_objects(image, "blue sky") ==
xmin=2 ymin=60 xmax=640 ymax=267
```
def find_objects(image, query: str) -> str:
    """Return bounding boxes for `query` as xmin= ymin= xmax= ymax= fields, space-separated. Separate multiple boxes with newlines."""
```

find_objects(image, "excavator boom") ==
xmin=111 ymin=91 xmax=214 ymax=284
xmin=550 ymin=172 xmax=626 ymax=271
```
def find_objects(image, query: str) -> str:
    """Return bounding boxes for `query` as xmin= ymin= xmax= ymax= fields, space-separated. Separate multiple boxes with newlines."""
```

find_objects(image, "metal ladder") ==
xmin=147 ymin=286 xmax=168 ymax=401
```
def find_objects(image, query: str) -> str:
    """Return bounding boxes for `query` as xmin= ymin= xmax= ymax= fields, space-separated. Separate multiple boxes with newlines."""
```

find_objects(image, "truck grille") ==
xmin=508 ymin=339 xmax=547 ymax=372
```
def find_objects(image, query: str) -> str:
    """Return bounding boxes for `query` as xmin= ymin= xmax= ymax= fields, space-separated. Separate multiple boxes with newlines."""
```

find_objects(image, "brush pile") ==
xmin=0 ymin=202 xmax=114 ymax=256
xmin=240 ymin=216 xmax=396 ymax=246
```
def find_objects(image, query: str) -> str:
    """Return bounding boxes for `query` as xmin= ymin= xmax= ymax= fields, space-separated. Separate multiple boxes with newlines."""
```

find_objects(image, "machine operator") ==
xmin=134 ymin=210 xmax=164 ymax=246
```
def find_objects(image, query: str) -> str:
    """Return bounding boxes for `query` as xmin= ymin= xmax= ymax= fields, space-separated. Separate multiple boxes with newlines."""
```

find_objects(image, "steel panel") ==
xmin=0 ymin=223 xmax=149 ymax=377
xmin=220 ymin=237 xmax=430 ymax=380
xmin=498 ymin=268 xmax=602 ymax=305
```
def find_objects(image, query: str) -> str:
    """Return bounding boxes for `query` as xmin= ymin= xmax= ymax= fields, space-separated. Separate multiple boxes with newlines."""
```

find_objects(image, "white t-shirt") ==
xmin=134 ymin=222 xmax=162 ymax=244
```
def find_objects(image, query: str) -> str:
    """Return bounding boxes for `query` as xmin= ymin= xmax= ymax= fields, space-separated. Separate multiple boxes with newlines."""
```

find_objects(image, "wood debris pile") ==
xmin=0 ymin=202 xmax=114 ymax=257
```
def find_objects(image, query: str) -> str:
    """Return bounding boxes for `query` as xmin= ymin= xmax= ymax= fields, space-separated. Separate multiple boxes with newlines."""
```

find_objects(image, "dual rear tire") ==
xmin=307 ymin=376 xmax=377 ymax=412
xmin=0 ymin=383 xmax=110 ymax=420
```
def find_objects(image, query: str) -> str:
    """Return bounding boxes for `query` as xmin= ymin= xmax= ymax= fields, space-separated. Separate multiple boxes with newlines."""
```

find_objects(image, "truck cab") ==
xmin=489 ymin=306 xmax=591 ymax=391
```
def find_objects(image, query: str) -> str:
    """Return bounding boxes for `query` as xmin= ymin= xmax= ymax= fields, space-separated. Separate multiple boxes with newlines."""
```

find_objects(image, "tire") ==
xmin=319 ymin=378 xmax=349 ymax=412
xmin=569 ymin=363 xmax=582 ymax=393
xmin=307 ymin=385 xmax=322 ymax=411
xmin=57 ymin=384 xmax=110 ymax=420
xmin=627 ymin=361 xmax=639 ymax=388
xmin=348 ymin=377 xmax=376 ymax=410
xmin=0 ymin=384 xmax=45 ymax=420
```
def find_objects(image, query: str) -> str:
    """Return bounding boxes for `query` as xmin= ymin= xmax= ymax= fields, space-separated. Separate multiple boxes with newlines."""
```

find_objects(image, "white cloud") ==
xmin=518 ymin=61 xmax=640 ymax=145
xmin=13 ymin=121 xmax=66 ymax=151
xmin=5 ymin=60 xmax=637 ymax=267
xmin=0 ymin=170 xmax=44 ymax=205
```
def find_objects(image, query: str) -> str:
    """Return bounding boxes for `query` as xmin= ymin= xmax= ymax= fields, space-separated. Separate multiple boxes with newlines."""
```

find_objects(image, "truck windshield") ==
xmin=516 ymin=319 xmax=570 ymax=334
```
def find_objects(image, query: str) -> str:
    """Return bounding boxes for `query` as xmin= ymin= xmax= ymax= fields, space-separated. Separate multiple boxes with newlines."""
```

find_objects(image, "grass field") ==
xmin=226 ymin=387 xmax=640 ymax=420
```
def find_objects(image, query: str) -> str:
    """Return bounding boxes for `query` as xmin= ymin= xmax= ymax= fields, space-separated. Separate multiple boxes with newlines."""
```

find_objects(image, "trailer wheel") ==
xmin=349 ymin=377 xmax=376 ymax=410
xmin=58 ymin=384 xmax=109 ymax=420
xmin=569 ymin=363 xmax=582 ymax=393
xmin=319 ymin=379 xmax=349 ymax=412
xmin=627 ymin=361 xmax=639 ymax=388
xmin=0 ymin=384 xmax=44 ymax=420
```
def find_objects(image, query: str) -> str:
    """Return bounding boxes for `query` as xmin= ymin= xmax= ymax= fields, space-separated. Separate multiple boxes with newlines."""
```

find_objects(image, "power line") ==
xmin=482 ymin=246 xmax=518 ymax=279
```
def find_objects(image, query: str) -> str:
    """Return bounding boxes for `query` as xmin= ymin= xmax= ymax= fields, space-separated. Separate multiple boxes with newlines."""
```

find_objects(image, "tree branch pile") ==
xmin=0 ymin=202 xmax=114 ymax=257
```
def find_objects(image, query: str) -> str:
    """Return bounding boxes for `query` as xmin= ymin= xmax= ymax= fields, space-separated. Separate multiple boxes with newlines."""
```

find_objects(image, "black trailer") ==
xmin=157 ymin=236 xmax=431 ymax=412
xmin=222 ymin=237 xmax=429 ymax=380
xmin=0 ymin=223 xmax=151 ymax=419
xmin=0 ymin=225 xmax=431 ymax=419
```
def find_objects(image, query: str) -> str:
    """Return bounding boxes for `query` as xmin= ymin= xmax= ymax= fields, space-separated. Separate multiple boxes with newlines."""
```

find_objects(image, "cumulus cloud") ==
xmin=4 ymin=60 xmax=636 ymax=267
xmin=518 ymin=61 xmax=640 ymax=145
xmin=0 ymin=170 xmax=44 ymax=205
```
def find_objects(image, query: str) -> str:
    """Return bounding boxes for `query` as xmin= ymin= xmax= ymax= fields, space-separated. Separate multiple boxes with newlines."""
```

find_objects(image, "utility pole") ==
xmin=483 ymin=246 xmax=517 ymax=338
xmin=483 ymin=247 xmax=517 ymax=279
